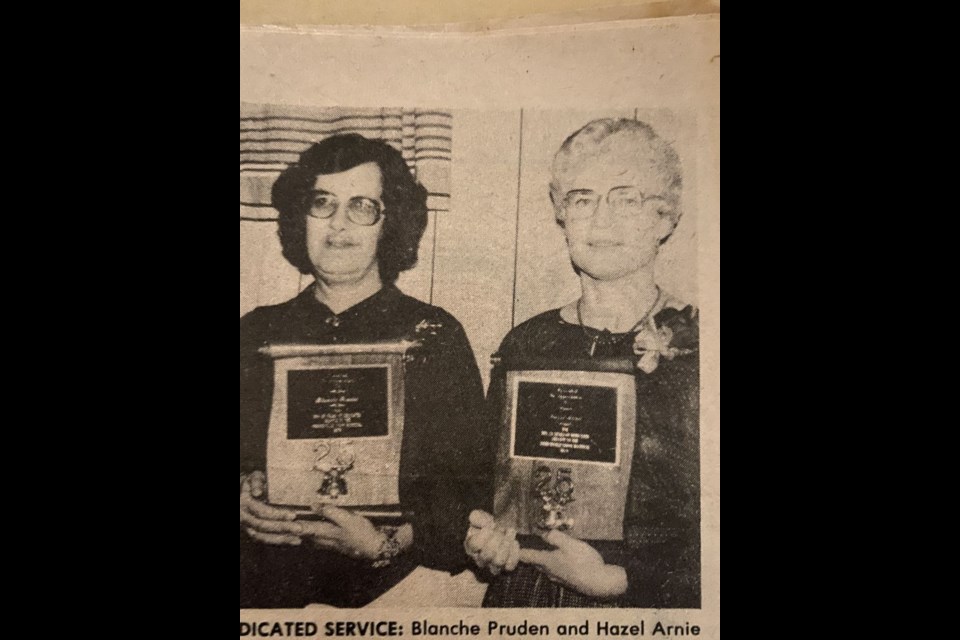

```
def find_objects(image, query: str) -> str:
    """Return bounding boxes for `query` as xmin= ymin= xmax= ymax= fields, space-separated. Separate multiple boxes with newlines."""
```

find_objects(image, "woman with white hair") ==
xmin=466 ymin=119 xmax=700 ymax=608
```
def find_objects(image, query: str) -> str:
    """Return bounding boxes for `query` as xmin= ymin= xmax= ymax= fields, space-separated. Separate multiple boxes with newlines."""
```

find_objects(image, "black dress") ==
xmin=483 ymin=302 xmax=701 ymax=609
xmin=240 ymin=285 xmax=494 ymax=608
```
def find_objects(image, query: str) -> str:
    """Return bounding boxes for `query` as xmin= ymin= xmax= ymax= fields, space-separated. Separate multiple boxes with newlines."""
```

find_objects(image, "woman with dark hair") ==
xmin=240 ymin=134 xmax=492 ymax=608
xmin=465 ymin=119 xmax=701 ymax=609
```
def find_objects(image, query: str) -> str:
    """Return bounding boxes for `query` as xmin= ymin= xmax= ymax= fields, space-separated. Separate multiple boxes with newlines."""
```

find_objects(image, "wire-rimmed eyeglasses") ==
xmin=559 ymin=186 xmax=669 ymax=222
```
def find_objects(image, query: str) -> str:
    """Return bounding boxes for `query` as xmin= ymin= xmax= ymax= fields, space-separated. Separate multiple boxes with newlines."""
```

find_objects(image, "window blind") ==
xmin=240 ymin=105 xmax=452 ymax=221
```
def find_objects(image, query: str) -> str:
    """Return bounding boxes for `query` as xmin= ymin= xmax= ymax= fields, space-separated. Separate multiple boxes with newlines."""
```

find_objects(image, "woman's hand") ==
xmin=239 ymin=471 xmax=303 ymax=546
xmin=298 ymin=506 xmax=391 ymax=561
xmin=465 ymin=511 xmax=522 ymax=576
xmin=519 ymin=530 xmax=628 ymax=600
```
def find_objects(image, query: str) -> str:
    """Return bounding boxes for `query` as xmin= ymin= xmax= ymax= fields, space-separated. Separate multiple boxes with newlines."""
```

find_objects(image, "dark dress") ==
xmin=240 ymin=285 xmax=493 ymax=608
xmin=483 ymin=302 xmax=701 ymax=609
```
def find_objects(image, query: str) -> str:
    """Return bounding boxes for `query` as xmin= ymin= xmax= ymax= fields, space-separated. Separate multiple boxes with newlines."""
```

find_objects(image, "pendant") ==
xmin=534 ymin=466 xmax=576 ymax=532
xmin=589 ymin=330 xmax=613 ymax=358
xmin=313 ymin=442 xmax=356 ymax=499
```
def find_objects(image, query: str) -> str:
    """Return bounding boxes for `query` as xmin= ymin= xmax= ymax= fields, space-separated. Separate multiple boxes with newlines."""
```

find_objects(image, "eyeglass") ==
xmin=305 ymin=190 xmax=385 ymax=226
xmin=560 ymin=186 xmax=669 ymax=222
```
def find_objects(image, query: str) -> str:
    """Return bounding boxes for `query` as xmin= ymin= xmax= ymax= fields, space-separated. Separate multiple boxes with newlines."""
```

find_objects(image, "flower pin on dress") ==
xmin=405 ymin=319 xmax=446 ymax=366
xmin=633 ymin=316 xmax=697 ymax=374
xmin=414 ymin=319 xmax=444 ymax=339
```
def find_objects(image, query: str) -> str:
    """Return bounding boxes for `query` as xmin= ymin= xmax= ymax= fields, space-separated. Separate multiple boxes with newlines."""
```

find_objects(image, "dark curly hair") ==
xmin=272 ymin=134 xmax=430 ymax=285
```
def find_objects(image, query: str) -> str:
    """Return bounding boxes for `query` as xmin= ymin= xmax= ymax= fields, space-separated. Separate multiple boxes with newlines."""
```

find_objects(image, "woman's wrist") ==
xmin=607 ymin=565 xmax=629 ymax=599
xmin=371 ymin=527 xmax=402 ymax=568
xmin=395 ymin=523 xmax=414 ymax=552
xmin=370 ymin=524 xmax=414 ymax=568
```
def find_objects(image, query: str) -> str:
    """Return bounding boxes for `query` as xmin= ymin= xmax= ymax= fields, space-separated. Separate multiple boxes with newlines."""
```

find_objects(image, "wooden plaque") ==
xmin=494 ymin=365 xmax=637 ymax=541
xmin=260 ymin=342 xmax=416 ymax=519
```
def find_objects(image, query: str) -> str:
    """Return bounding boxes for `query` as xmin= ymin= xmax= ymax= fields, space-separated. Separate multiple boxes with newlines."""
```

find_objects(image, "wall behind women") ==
xmin=239 ymin=108 xmax=698 ymax=388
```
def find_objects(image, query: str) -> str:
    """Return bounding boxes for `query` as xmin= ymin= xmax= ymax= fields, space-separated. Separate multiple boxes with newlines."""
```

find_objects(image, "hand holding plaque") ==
xmin=466 ymin=508 xmax=626 ymax=598
xmin=297 ymin=505 xmax=385 ymax=560
xmin=465 ymin=510 xmax=521 ymax=577
xmin=518 ymin=530 xmax=628 ymax=600
xmin=239 ymin=471 xmax=302 ymax=547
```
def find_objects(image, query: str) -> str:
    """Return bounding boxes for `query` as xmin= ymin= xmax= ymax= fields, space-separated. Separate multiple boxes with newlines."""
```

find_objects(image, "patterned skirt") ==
xmin=482 ymin=565 xmax=619 ymax=608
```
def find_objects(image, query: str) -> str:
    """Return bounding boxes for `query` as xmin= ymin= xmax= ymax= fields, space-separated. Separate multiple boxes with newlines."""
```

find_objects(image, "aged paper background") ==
xmin=241 ymin=13 xmax=719 ymax=638
xmin=239 ymin=0 xmax=720 ymax=29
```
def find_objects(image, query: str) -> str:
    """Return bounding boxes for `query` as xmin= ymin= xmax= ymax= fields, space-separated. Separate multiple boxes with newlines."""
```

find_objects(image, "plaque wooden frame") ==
xmin=494 ymin=358 xmax=638 ymax=541
xmin=259 ymin=342 xmax=417 ymax=520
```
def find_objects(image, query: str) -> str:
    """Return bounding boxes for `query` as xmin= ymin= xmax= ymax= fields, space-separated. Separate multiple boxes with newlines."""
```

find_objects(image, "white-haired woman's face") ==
xmin=555 ymin=146 xmax=677 ymax=282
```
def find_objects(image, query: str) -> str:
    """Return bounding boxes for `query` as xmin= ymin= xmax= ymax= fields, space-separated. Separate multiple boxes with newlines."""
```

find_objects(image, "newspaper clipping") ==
xmin=240 ymin=13 xmax=720 ymax=639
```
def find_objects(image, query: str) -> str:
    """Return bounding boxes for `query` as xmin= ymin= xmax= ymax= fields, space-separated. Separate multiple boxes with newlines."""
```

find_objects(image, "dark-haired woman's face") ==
xmin=306 ymin=162 xmax=385 ymax=286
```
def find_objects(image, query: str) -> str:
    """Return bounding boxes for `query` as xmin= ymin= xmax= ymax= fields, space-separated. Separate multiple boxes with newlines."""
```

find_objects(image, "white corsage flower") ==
xmin=633 ymin=317 xmax=696 ymax=374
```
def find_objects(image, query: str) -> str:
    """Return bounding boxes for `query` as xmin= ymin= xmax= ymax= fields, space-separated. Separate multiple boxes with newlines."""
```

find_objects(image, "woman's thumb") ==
xmin=469 ymin=510 xmax=496 ymax=529
xmin=540 ymin=529 xmax=577 ymax=551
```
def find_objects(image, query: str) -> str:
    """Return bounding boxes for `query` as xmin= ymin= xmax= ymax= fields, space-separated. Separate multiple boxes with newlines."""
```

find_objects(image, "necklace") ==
xmin=578 ymin=287 xmax=664 ymax=357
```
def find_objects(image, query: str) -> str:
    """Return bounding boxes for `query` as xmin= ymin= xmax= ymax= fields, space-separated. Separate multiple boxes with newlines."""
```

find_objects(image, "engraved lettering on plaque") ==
xmin=513 ymin=381 xmax=618 ymax=464
xmin=287 ymin=367 xmax=390 ymax=440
